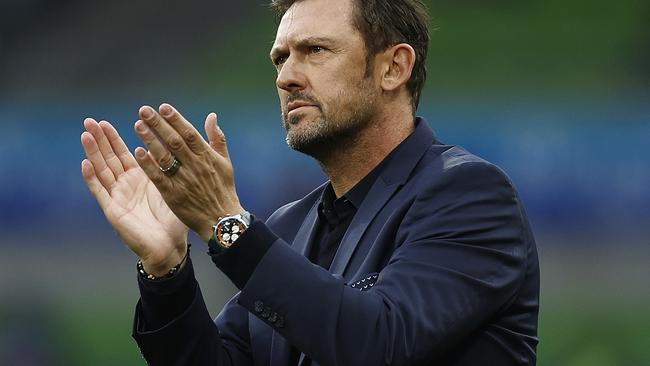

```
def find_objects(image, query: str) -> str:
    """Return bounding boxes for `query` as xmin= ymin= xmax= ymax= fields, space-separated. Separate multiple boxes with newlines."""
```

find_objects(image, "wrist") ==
xmin=140 ymin=245 xmax=188 ymax=278
xmin=199 ymin=227 xmax=214 ymax=243
xmin=201 ymin=206 xmax=248 ymax=243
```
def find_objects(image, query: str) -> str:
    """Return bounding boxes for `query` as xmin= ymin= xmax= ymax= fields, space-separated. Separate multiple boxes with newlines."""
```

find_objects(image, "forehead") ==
xmin=273 ymin=0 xmax=357 ymax=48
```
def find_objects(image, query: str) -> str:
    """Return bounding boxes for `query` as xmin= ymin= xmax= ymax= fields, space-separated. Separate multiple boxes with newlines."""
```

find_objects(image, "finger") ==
xmin=81 ymin=130 xmax=116 ymax=189
xmin=139 ymin=105 xmax=193 ymax=159
xmin=134 ymin=147 xmax=170 ymax=190
xmin=81 ymin=159 xmax=111 ymax=209
xmin=159 ymin=103 xmax=210 ymax=155
xmin=84 ymin=118 xmax=125 ymax=177
xmin=99 ymin=121 xmax=138 ymax=171
xmin=204 ymin=113 xmax=230 ymax=159
xmin=134 ymin=120 xmax=177 ymax=170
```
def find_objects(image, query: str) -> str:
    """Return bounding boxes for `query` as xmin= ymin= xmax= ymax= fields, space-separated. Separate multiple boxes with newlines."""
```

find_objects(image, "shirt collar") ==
xmin=318 ymin=117 xmax=436 ymax=218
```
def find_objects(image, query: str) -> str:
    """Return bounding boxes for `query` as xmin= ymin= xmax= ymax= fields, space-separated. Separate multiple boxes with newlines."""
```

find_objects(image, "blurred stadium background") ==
xmin=0 ymin=0 xmax=648 ymax=364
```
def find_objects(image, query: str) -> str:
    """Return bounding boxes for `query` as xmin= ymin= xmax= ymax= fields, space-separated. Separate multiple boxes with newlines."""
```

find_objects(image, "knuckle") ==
xmin=147 ymin=117 xmax=159 ymax=128
xmin=140 ymin=131 xmax=155 ymax=144
xmin=200 ymin=166 xmax=216 ymax=179
xmin=159 ymin=154 xmax=173 ymax=168
xmin=217 ymin=131 xmax=226 ymax=143
xmin=168 ymin=135 xmax=184 ymax=151
xmin=183 ymin=130 xmax=197 ymax=144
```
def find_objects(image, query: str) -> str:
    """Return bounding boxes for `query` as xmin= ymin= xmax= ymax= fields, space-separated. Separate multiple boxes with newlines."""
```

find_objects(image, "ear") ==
xmin=379 ymin=43 xmax=416 ymax=93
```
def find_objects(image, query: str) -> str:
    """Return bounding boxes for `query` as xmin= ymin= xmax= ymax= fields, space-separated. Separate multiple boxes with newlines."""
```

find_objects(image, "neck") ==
xmin=318 ymin=107 xmax=415 ymax=198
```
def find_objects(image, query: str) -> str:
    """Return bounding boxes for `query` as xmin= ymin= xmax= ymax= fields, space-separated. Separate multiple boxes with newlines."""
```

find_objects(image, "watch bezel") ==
xmin=212 ymin=213 xmax=250 ymax=249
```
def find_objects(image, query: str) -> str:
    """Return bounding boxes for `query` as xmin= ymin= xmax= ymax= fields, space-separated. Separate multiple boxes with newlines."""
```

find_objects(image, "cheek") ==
xmin=310 ymin=60 xmax=371 ymax=112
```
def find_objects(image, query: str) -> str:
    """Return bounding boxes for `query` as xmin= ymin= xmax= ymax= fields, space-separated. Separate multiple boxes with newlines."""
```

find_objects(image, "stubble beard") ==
xmin=282 ymin=80 xmax=377 ymax=162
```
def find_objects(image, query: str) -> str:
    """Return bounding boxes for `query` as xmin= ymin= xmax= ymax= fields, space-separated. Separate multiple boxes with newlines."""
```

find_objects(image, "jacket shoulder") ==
xmin=416 ymin=143 xmax=515 ymax=192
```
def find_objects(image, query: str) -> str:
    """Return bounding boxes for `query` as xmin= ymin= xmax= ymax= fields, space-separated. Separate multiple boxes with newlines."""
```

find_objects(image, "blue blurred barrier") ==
xmin=0 ymin=98 xmax=648 ymax=247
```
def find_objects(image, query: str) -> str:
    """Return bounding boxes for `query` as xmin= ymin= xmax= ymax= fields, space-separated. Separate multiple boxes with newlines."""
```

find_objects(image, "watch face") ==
xmin=216 ymin=217 xmax=248 ymax=248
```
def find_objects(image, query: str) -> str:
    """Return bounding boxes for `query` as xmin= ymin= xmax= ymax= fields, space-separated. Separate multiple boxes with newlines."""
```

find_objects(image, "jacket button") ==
xmin=275 ymin=316 xmax=285 ymax=328
xmin=261 ymin=306 xmax=271 ymax=319
xmin=268 ymin=312 xmax=278 ymax=323
xmin=254 ymin=301 xmax=264 ymax=313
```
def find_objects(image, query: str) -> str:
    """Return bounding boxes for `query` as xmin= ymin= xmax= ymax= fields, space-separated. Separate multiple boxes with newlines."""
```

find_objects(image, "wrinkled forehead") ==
xmin=273 ymin=0 xmax=357 ymax=48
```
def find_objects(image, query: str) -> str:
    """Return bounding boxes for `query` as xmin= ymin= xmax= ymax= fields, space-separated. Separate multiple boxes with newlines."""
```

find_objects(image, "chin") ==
xmin=287 ymin=108 xmax=319 ymax=125
xmin=286 ymin=125 xmax=321 ymax=149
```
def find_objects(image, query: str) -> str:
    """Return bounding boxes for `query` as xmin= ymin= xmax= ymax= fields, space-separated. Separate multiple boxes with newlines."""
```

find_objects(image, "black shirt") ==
xmin=291 ymin=166 xmax=382 ymax=365
xmin=309 ymin=163 xmax=382 ymax=270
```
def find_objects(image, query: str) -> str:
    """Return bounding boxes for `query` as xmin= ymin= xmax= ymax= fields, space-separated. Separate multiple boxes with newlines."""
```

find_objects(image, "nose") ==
xmin=276 ymin=56 xmax=307 ymax=93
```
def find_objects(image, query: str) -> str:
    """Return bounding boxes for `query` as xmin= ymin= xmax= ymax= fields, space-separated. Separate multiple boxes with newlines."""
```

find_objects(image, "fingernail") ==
xmin=135 ymin=148 xmax=146 ymax=158
xmin=160 ymin=104 xmax=173 ymax=117
xmin=140 ymin=106 xmax=154 ymax=119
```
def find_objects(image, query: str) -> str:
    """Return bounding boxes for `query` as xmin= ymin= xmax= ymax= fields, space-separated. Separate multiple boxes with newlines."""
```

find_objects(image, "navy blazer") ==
xmin=133 ymin=118 xmax=540 ymax=365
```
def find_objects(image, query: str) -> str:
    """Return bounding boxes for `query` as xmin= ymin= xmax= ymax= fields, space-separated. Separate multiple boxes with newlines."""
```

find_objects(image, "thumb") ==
xmin=205 ymin=113 xmax=230 ymax=159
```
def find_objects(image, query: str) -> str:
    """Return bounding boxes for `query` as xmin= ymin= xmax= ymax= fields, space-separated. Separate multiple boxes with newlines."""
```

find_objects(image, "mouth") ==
xmin=287 ymin=101 xmax=318 ymax=114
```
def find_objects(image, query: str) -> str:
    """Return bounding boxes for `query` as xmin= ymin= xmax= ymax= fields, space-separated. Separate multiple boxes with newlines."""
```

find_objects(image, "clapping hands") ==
xmin=81 ymin=104 xmax=245 ymax=275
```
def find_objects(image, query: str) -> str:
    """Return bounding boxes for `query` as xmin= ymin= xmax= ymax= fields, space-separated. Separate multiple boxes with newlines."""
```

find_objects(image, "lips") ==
xmin=287 ymin=101 xmax=318 ymax=113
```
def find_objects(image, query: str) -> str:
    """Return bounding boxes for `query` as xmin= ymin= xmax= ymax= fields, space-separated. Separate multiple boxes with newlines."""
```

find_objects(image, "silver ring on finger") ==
xmin=160 ymin=157 xmax=182 ymax=177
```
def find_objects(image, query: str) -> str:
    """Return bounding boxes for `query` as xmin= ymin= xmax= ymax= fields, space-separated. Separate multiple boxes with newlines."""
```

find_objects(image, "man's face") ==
xmin=270 ymin=0 xmax=379 ymax=157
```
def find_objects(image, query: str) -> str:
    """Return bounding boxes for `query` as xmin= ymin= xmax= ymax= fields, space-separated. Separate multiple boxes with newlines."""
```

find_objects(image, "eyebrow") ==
xmin=270 ymin=36 xmax=337 ymax=60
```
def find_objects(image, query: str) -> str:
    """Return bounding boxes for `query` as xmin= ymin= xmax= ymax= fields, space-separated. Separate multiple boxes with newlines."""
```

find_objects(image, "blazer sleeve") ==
xmin=132 ymin=260 xmax=254 ymax=366
xmin=229 ymin=161 xmax=530 ymax=365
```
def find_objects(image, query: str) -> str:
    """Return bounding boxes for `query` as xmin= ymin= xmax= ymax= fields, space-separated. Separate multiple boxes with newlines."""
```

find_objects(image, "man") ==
xmin=80 ymin=0 xmax=539 ymax=365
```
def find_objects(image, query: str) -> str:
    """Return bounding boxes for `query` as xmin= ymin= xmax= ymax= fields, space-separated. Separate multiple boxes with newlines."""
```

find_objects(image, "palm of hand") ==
xmin=106 ymin=168 xmax=188 ymax=260
xmin=81 ymin=119 xmax=188 ymax=266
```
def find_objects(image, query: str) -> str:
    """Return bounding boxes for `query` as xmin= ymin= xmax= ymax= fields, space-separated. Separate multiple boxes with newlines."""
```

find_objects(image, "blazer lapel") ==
xmin=328 ymin=177 xmax=399 ymax=276
xmin=289 ymin=186 xmax=324 ymax=257
xmin=329 ymin=118 xmax=437 ymax=277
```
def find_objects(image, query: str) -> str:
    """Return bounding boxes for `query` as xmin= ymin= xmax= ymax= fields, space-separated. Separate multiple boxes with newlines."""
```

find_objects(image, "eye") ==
xmin=274 ymin=55 xmax=288 ymax=66
xmin=310 ymin=46 xmax=325 ymax=54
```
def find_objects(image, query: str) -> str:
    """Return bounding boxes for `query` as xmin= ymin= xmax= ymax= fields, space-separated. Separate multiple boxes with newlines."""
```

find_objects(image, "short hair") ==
xmin=270 ymin=0 xmax=430 ymax=111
